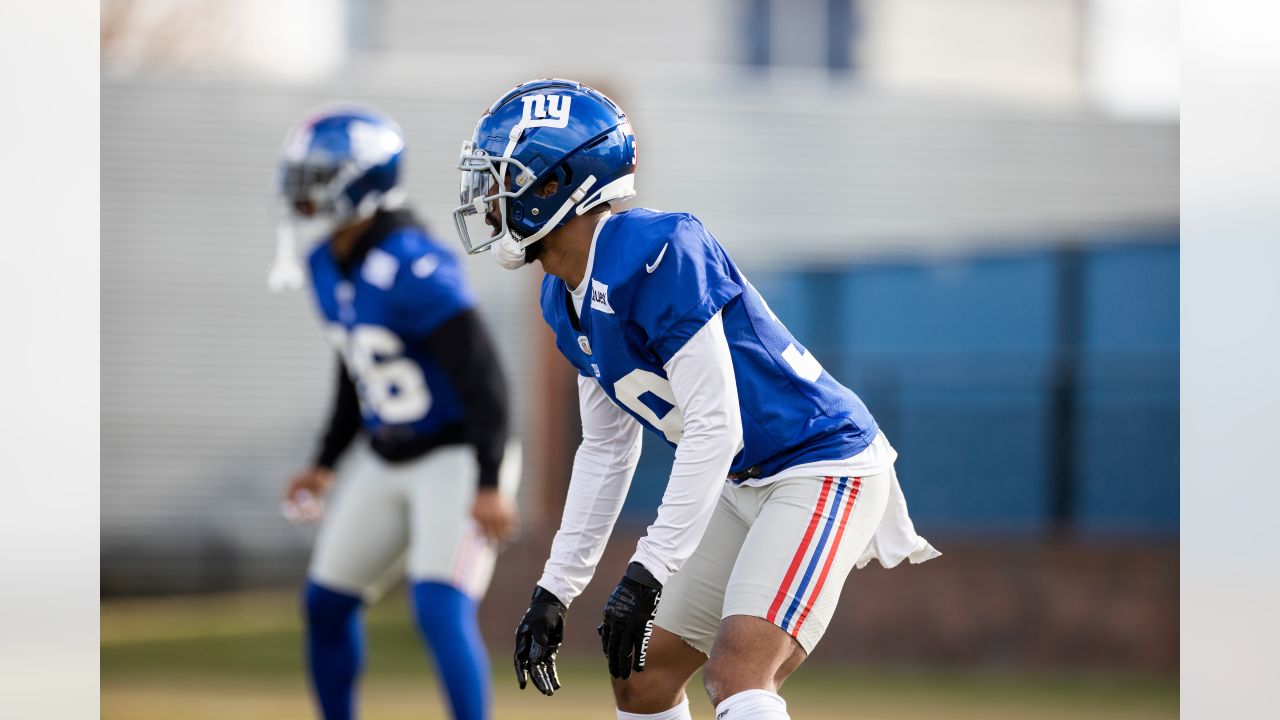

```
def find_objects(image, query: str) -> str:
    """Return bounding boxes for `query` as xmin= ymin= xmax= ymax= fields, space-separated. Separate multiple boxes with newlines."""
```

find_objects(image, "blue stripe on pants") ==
xmin=780 ymin=477 xmax=848 ymax=632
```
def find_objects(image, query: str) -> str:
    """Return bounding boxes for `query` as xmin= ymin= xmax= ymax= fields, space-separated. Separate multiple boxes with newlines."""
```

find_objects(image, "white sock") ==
xmin=618 ymin=695 xmax=692 ymax=720
xmin=714 ymin=689 xmax=789 ymax=720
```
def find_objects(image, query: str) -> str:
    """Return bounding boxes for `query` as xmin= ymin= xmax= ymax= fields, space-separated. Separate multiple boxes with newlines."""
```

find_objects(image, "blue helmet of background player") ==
xmin=269 ymin=105 xmax=406 ymax=290
xmin=453 ymin=79 xmax=637 ymax=266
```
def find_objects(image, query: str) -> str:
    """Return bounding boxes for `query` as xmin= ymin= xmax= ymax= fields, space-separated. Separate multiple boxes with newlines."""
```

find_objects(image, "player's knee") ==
xmin=701 ymin=655 xmax=734 ymax=707
xmin=610 ymin=676 xmax=645 ymax=710
xmin=703 ymin=659 xmax=756 ymax=707
xmin=612 ymin=669 xmax=686 ymax=714
xmin=304 ymin=580 xmax=362 ymax=636
xmin=613 ymin=626 xmax=706 ymax=712
xmin=703 ymin=615 xmax=799 ymax=704
xmin=703 ymin=652 xmax=776 ymax=707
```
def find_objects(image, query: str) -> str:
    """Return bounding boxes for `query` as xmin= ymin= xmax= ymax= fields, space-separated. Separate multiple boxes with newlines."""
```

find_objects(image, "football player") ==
xmin=452 ymin=80 xmax=939 ymax=720
xmin=273 ymin=106 xmax=515 ymax=720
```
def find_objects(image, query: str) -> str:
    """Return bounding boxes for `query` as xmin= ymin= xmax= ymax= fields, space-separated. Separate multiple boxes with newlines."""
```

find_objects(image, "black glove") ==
xmin=598 ymin=562 xmax=663 ymax=680
xmin=514 ymin=586 xmax=567 ymax=696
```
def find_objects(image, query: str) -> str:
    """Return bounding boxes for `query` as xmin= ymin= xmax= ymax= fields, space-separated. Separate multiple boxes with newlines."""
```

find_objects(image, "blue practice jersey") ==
xmin=540 ymin=208 xmax=879 ymax=479
xmin=308 ymin=218 xmax=475 ymax=439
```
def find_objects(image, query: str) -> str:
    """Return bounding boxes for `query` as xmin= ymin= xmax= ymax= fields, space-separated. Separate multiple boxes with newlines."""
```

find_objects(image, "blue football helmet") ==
xmin=453 ymin=79 xmax=637 ymax=265
xmin=269 ymin=105 xmax=406 ymax=290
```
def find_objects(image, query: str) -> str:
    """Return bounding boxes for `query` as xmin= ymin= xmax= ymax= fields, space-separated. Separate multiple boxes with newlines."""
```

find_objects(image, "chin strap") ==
xmin=494 ymin=208 xmax=615 ymax=273
xmin=492 ymin=236 xmax=528 ymax=270
xmin=508 ymin=175 xmax=598 ymax=251
xmin=491 ymin=175 xmax=598 ymax=273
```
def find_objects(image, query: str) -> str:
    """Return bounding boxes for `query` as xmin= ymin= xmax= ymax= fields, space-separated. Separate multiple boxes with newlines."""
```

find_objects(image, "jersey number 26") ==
xmin=328 ymin=324 xmax=432 ymax=424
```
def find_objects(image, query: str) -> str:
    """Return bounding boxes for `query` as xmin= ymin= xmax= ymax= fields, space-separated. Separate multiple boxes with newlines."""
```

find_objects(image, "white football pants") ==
xmin=308 ymin=443 xmax=517 ymax=601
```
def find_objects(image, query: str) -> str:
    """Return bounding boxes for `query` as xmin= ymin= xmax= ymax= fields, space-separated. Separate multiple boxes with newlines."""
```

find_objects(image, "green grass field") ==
xmin=102 ymin=589 xmax=1177 ymax=719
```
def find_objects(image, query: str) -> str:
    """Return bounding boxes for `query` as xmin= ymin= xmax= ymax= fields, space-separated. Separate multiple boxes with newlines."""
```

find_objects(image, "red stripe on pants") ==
xmin=766 ymin=476 xmax=835 ymax=624
xmin=790 ymin=477 xmax=862 ymax=637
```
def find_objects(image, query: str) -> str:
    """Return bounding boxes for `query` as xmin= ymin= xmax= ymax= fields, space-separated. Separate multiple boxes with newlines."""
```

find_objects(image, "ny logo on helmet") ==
xmin=520 ymin=94 xmax=572 ymax=129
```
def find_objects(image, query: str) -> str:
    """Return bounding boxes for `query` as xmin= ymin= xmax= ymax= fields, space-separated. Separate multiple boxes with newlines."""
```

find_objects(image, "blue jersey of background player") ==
xmin=538 ymin=208 xmax=879 ymax=481
xmin=273 ymin=105 xmax=515 ymax=720
xmin=307 ymin=209 xmax=477 ymax=459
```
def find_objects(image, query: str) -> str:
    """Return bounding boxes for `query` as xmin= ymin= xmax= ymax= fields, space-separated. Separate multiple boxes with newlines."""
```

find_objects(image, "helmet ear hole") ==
xmin=534 ymin=177 xmax=559 ymax=199
xmin=535 ymin=164 xmax=575 ymax=199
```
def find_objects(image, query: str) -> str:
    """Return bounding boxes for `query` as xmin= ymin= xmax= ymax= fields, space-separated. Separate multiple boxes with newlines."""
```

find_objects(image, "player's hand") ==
xmin=598 ymin=562 xmax=663 ymax=680
xmin=472 ymin=487 xmax=518 ymax=543
xmin=514 ymin=586 xmax=566 ymax=696
xmin=281 ymin=466 xmax=334 ymax=524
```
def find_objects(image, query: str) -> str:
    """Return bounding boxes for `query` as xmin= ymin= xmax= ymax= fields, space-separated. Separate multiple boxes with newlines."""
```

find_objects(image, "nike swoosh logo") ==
xmin=645 ymin=243 xmax=669 ymax=273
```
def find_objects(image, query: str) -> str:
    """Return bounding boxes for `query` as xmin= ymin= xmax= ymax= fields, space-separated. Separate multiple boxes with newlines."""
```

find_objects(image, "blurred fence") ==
xmin=623 ymin=235 xmax=1178 ymax=537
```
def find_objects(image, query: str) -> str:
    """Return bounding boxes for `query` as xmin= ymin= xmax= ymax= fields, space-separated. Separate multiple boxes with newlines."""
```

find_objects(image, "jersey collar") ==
xmin=332 ymin=208 xmax=420 ymax=275
xmin=569 ymin=212 xmax=613 ymax=318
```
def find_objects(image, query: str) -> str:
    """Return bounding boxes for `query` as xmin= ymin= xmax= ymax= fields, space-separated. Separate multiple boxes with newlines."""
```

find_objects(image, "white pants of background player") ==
xmin=309 ymin=443 xmax=517 ymax=600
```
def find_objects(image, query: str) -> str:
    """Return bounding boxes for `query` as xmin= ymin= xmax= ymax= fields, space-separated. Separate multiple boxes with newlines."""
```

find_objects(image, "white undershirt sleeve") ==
xmin=631 ymin=311 xmax=743 ymax=585
xmin=536 ymin=375 xmax=644 ymax=607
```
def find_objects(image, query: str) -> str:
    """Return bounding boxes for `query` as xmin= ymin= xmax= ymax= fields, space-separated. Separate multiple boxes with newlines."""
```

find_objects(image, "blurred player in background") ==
xmin=271 ymin=106 xmax=515 ymax=720
xmin=452 ymin=80 xmax=939 ymax=720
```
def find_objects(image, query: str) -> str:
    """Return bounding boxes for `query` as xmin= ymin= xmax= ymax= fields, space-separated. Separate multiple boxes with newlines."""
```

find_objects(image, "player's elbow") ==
xmin=681 ymin=410 xmax=742 ymax=454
